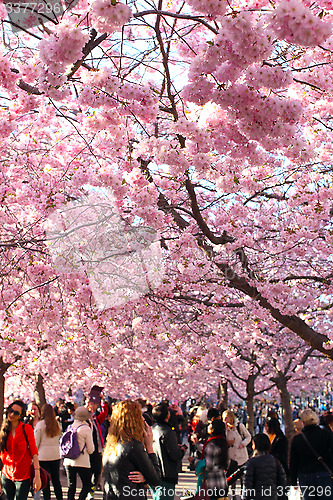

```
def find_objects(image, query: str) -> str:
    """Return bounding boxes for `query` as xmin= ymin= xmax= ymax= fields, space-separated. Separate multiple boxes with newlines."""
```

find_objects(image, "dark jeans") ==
xmin=89 ymin=452 xmax=102 ymax=492
xmin=39 ymin=460 xmax=63 ymax=500
xmin=298 ymin=471 xmax=333 ymax=500
xmin=1 ymin=476 xmax=30 ymax=500
xmin=65 ymin=466 xmax=92 ymax=500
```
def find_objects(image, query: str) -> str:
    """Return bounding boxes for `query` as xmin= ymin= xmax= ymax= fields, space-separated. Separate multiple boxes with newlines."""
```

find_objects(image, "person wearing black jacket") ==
xmin=321 ymin=413 xmax=333 ymax=437
xmin=102 ymin=400 xmax=160 ymax=500
xmin=243 ymin=433 xmax=286 ymax=500
xmin=265 ymin=417 xmax=289 ymax=480
xmin=290 ymin=409 xmax=333 ymax=500
xmin=151 ymin=403 xmax=186 ymax=500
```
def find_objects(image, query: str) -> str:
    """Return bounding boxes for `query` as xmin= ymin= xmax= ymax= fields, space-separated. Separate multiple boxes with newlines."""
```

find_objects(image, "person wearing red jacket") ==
xmin=86 ymin=393 xmax=108 ymax=499
xmin=0 ymin=400 xmax=42 ymax=500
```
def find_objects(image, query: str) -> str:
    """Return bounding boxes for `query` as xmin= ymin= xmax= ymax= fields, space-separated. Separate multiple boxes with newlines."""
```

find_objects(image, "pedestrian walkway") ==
xmin=51 ymin=465 xmax=239 ymax=500
xmin=176 ymin=466 xmax=198 ymax=499
xmin=51 ymin=459 xmax=198 ymax=500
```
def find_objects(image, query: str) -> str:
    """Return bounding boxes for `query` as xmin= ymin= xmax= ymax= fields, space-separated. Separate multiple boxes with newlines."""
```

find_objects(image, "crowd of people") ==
xmin=0 ymin=395 xmax=333 ymax=500
xmin=186 ymin=404 xmax=333 ymax=500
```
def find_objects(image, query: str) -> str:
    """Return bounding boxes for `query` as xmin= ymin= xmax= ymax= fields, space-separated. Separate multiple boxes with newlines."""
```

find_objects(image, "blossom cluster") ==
xmin=81 ymin=110 xmax=125 ymax=134
xmin=81 ymin=67 xmax=121 ymax=94
xmin=181 ymin=8 xmax=312 ymax=157
xmin=39 ymin=23 xmax=89 ymax=72
xmin=90 ymin=0 xmax=132 ymax=33
xmin=182 ymin=77 xmax=215 ymax=106
xmin=216 ymin=13 xmax=273 ymax=66
xmin=0 ymin=1 xmax=6 ymax=19
xmin=38 ymin=69 xmax=71 ymax=100
xmin=185 ymin=0 xmax=227 ymax=18
xmin=211 ymin=83 xmax=302 ymax=146
xmin=133 ymin=136 xmax=191 ymax=177
xmin=0 ymin=114 xmax=16 ymax=138
xmin=297 ymin=65 xmax=333 ymax=93
xmin=184 ymin=12 xmax=274 ymax=93
xmin=245 ymin=64 xmax=293 ymax=89
xmin=170 ymin=117 xmax=213 ymax=154
xmin=186 ymin=14 xmax=273 ymax=86
xmin=268 ymin=0 xmax=332 ymax=47
xmin=79 ymin=69 xmax=159 ymax=122
xmin=0 ymin=53 xmax=19 ymax=91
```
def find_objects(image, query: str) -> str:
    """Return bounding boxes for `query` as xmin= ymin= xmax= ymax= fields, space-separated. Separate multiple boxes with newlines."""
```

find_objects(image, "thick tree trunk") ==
xmin=0 ymin=357 xmax=11 ymax=427
xmin=34 ymin=374 xmax=46 ymax=407
xmin=218 ymin=378 xmax=228 ymax=411
xmin=246 ymin=374 xmax=255 ymax=435
xmin=274 ymin=371 xmax=294 ymax=444
xmin=0 ymin=362 xmax=5 ymax=428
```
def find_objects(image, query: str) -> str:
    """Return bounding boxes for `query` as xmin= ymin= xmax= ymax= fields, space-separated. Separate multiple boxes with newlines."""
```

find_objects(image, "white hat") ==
xmin=300 ymin=409 xmax=319 ymax=426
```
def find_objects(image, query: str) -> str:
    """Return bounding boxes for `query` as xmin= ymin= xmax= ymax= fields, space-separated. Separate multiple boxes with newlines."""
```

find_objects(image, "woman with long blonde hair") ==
xmin=222 ymin=409 xmax=251 ymax=466
xmin=103 ymin=400 xmax=160 ymax=500
xmin=34 ymin=404 xmax=63 ymax=500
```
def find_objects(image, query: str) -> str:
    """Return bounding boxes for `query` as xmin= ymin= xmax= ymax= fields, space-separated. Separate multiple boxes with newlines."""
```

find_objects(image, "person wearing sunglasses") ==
xmin=0 ymin=400 xmax=42 ymax=500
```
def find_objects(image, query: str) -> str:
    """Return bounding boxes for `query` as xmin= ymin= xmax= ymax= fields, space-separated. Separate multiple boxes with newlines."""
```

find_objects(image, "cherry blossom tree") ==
xmin=0 ymin=0 xmax=333 ymax=406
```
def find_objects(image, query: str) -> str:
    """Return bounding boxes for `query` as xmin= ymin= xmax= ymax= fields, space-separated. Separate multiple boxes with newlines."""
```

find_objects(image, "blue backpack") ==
xmin=60 ymin=424 xmax=86 ymax=459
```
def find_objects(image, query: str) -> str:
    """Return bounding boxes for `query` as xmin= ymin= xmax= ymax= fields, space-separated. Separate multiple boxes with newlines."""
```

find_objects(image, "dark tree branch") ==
xmin=6 ymin=276 xmax=59 ymax=310
xmin=185 ymin=179 xmax=235 ymax=244
xmin=270 ymin=274 xmax=333 ymax=285
xmin=170 ymin=294 xmax=244 ymax=307
xmin=66 ymin=31 xmax=108 ymax=80
xmin=133 ymin=9 xmax=219 ymax=34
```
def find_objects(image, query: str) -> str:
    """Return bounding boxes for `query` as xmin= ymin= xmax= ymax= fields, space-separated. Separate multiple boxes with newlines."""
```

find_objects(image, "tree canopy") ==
xmin=0 ymin=0 xmax=333 ymax=401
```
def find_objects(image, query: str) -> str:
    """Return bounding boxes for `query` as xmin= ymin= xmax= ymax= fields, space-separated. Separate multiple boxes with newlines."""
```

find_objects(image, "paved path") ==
xmin=53 ymin=460 xmax=241 ymax=499
xmin=175 ymin=465 xmax=198 ymax=499
xmin=50 ymin=459 xmax=198 ymax=500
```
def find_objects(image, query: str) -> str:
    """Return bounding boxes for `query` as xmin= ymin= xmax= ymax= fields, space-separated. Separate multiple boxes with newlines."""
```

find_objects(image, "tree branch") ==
xmin=225 ymin=376 xmax=246 ymax=400
xmin=66 ymin=31 xmax=108 ymax=80
xmin=133 ymin=9 xmax=218 ymax=34
xmin=6 ymin=276 xmax=59 ymax=311
xmin=185 ymin=179 xmax=234 ymax=244
xmin=225 ymin=361 xmax=248 ymax=383
xmin=170 ymin=294 xmax=244 ymax=307
xmin=151 ymin=169 xmax=333 ymax=360
xmin=270 ymin=274 xmax=333 ymax=285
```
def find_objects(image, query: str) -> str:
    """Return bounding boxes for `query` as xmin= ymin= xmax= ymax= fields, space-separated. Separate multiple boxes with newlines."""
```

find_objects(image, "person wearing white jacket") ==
xmin=63 ymin=407 xmax=95 ymax=500
xmin=222 ymin=410 xmax=252 ymax=467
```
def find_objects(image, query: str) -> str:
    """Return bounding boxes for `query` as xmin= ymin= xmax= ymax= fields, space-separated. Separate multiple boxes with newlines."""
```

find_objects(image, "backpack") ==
xmin=60 ymin=424 xmax=86 ymax=459
xmin=237 ymin=422 xmax=253 ymax=457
